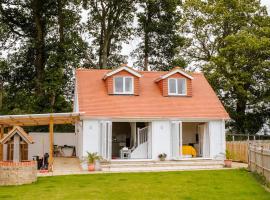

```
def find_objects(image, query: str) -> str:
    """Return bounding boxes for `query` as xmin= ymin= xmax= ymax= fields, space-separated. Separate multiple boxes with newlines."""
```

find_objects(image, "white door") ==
xmin=171 ymin=121 xmax=181 ymax=159
xmin=99 ymin=121 xmax=112 ymax=160
xmin=198 ymin=124 xmax=210 ymax=158
xmin=147 ymin=123 xmax=152 ymax=159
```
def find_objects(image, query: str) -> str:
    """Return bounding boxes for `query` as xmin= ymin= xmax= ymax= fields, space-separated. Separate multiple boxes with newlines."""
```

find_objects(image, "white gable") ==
xmin=103 ymin=66 xmax=142 ymax=79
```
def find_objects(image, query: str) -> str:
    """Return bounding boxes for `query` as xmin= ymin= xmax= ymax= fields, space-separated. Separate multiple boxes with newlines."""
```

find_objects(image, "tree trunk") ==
xmin=99 ymin=31 xmax=109 ymax=69
xmin=235 ymin=97 xmax=247 ymax=134
xmin=144 ymin=31 xmax=149 ymax=71
xmin=32 ymin=0 xmax=46 ymax=97
xmin=0 ymin=77 xmax=3 ymax=110
xmin=58 ymin=0 xmax=64 ymax=45
xmin=143 ymin=3 xmax=151 ymax=71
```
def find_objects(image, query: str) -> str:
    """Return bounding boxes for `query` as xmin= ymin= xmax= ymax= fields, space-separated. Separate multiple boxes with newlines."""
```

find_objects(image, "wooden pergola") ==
xmin=0 ymin=112 xmax=81 ymax=171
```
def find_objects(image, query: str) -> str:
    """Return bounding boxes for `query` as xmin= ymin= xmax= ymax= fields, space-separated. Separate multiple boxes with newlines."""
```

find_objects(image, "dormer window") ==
xmin=114 ymin=76 xmax=134 ymax=94
xmin=168 ymin=78 xmax=187 ymax=96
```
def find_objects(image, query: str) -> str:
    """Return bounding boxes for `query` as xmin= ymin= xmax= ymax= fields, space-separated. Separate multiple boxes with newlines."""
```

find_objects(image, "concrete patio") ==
xmin=37 ymin=158 xmax=248 ymax=177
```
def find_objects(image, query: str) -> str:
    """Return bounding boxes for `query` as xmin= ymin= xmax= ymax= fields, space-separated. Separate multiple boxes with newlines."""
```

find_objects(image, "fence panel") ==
xmin=248 ymin=143 xmax=270 ymax=183
xmin=226 ymin=141 xmax=248 ymax=163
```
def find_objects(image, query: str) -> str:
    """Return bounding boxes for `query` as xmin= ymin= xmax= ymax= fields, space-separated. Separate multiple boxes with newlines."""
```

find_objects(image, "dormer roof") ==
xmin=155 ymin=67 xmax=194 ymax=82
xmin=103 ymin=65 xmax=142 ymax=80
xmin=0 ymin=126 xmax=34 ymax=144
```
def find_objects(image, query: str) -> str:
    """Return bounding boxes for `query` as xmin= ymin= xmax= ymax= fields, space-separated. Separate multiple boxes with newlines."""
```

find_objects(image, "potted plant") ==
xmin=224 ymin=150 xmax=233 ymax=168
xmin=158 ymin=153 xmax=167 ymax=161
xmin=87 ymin=152 xmax=102 ymax=171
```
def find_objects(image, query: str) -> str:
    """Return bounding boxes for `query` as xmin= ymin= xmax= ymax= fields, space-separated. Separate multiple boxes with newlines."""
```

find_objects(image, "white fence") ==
xmin=248 ymin=141 xmax=270 ymax=183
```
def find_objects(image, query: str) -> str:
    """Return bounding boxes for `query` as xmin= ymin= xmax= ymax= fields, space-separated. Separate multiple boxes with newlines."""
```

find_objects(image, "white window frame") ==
xmin=113 ymin=76 xmax=134 ymax=94
xmin=168 ymin=78 xmax=187 ymax=96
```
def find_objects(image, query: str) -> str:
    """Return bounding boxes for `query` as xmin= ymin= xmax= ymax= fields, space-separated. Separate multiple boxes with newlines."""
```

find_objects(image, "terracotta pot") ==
xmin=224 ymin=159 xmax=232 ymax=168
xmin=88 ymin=163 xmax=95 ymax=171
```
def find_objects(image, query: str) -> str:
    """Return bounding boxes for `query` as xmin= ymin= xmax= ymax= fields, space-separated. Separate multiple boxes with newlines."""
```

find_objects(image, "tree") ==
xmin=83 ymin=0 xmax=135 ymax=69
xmin=181 ymin=0 xmax=270 ymax=134
xmin=181 ymin=0 xmax=266 ymax=63
xmin=207 ymin=29 xmax=270 ymax=134
xmin=0 ymin=0 xmax=87 ymax=114
xmin=134 ymin=0 xmax=186 ymax=71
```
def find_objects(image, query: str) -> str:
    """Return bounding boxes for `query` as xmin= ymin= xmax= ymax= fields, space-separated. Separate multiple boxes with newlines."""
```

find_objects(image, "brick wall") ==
xmin=0 ymin=161 xmax=37 ymax=185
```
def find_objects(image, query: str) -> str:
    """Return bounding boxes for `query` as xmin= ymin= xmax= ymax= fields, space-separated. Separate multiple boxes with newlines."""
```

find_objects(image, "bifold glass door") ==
xmin=171 ymin=121 xmax=182 ymax=159
xmin=99 ymin=121 xmax=112 ymax=160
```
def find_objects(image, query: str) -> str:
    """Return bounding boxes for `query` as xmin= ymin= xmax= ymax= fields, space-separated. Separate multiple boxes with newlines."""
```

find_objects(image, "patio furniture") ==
xmin=54 ymin=145 xmax=63 ymax=157
xmin=61 ymin=145 xmax=75 ymax=157
xmin=182 ymin=145 xmax=197 ymax=157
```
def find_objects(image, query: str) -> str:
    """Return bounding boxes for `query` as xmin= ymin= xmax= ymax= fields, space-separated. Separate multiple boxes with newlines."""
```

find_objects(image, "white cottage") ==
xmin=74 ymin=66 xmax=229 ymax=162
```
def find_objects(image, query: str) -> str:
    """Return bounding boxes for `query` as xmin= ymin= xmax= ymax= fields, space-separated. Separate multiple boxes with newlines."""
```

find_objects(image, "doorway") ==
xmin=109 ymin=122 xmax=151 ymax=160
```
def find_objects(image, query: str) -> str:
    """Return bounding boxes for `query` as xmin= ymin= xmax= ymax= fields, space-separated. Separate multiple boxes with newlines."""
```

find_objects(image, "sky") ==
xmin=262 ymin=0 xmax=270 ymax=12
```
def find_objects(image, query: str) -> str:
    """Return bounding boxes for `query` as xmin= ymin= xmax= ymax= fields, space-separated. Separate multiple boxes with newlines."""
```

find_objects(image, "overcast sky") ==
xmin=262 ymin=0 xmax=270 ymax=12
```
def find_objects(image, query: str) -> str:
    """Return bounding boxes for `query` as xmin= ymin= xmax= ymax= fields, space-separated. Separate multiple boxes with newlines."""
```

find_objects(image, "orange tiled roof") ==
xmin=76 ymin=69 xmax=229 ymax=119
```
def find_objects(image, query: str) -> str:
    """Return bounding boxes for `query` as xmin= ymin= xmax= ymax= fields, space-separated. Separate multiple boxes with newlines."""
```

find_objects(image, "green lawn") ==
xmin=0 ymin=169 xmax=269 ymax=200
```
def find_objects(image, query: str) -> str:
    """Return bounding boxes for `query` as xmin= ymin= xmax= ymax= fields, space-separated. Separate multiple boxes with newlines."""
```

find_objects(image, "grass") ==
xmin=0 ymin=169 xmax=269 ymax=200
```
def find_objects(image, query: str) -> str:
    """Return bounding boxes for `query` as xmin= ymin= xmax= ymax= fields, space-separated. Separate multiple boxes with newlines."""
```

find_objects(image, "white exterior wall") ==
xmin=151 ymin=121 xmax=171 ymax=160
xmin=76 ymin=121 xmax=83 ymax=158
xmin=79 ymin=119 xmax=226 ymax=161
xmin=28 ymin=132 xmax=76 ymax=159
xmin=208 ymin=120 xmax=226 ymax=159
xmin=82 ymin=120 xmax=100 ymax=158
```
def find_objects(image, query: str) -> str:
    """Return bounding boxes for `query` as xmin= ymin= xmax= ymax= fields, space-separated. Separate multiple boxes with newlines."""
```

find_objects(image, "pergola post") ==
xmin=48 ymin=116 xmax=54 ymax=171
xmin=0 ymin=125 xmax=4 ymax=161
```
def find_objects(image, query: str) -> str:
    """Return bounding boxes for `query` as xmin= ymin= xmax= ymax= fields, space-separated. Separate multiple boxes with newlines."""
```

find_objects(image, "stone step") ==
xmin=105 ymin=158 xmax=217 ymax=164
xmin=101 ymin=160 xmax=224 ymax=170
xmin=101 ymin=164 xmax=224 ymax=172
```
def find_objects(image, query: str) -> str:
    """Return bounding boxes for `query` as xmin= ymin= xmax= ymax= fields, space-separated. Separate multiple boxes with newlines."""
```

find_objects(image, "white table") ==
xmin=120 ymin=149 xmax=131 ymax=159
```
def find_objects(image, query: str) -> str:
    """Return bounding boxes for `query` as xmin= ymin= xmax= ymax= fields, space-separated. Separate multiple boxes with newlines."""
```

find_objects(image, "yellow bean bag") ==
xmin=182 ymin=145 xmax=197 ymax=157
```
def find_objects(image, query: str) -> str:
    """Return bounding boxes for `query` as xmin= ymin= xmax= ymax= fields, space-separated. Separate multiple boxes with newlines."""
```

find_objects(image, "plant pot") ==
xmin=88 ymin=163 xmax=95 ymax=171
xmin=94 ymin=160 xmax=102 ymax=171
xmin=224 ymin=159 xmax=232 ymax=168
xmin=159 ymin=157 xmax=166 ymax=161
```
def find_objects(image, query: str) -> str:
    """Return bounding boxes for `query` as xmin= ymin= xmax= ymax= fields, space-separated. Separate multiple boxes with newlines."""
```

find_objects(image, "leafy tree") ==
xmin=83 ymin=0 xmax=135 ymax=68
xmin=134 ymin=0 xmax=186 ymax=71
xmin=181 ymin=0 xmax=270 ymax=134
xmin=207 ymin=29 xmax=270 ymax=134
xmin=181 ymin=0 xmax=266 ymax=63
xmin=0 ymin=0 xmax=87 ymax=114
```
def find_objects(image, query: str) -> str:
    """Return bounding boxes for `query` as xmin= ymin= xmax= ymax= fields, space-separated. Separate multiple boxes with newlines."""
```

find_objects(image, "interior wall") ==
xmin=182 ymin=122 xmax=199 ymax=145
xmin=112 ymin=122 xmax=131 ymax=158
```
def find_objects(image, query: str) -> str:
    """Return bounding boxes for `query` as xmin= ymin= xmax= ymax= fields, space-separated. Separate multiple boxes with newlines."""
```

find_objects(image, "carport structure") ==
xmin=0 ymin=112 xmax=81 ymax=171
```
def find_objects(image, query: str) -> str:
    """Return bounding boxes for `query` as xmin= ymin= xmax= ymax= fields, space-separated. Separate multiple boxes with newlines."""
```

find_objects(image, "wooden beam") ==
xmin=10 ymin=117 xmax=25 ymax=126
xmin=29 ymin=116 xmax=39 ymax=125
xmin=48 ymin=116 xmax=54 ymax=172
xmin=0 ymin=125 xmax=4 ymax=161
